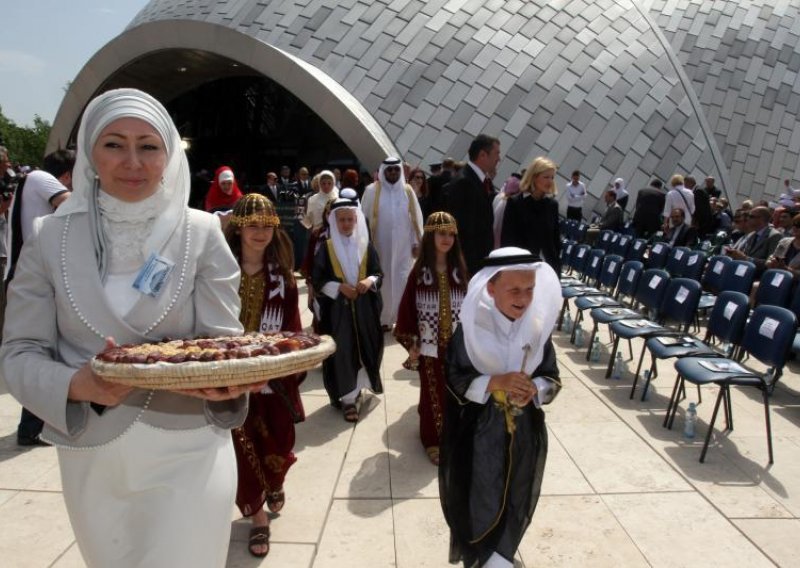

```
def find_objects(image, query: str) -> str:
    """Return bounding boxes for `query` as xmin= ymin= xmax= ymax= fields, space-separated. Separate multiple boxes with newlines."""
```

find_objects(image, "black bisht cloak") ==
xmin=312 ymin=241 xmax=384 ymax=407
xmin=439 ymin=326 xmax=560 ymax=567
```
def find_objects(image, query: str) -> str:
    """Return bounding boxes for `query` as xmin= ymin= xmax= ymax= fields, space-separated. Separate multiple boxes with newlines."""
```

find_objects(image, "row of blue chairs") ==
xmin=559 ymin=250 xmax=798 ymax=464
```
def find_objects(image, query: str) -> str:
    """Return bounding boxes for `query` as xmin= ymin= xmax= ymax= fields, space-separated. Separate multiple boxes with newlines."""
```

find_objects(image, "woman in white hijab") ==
xmin=0 ymin=88 xmax=255 ymax=567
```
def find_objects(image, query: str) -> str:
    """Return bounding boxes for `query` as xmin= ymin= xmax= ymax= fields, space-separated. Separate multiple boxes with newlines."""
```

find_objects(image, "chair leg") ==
xmin=697 ymin=384 xmax=702 ymax=404
xmin=627 ymin=338 xmax=634 ymax=360
xmin=641 ymin=357 xmax=657 ymax=402
xmin=699 ymin=385 xmax=727 ymax=463
xmin=723 ymin=384 xmax=733 ymax=431
xmin=557 ymin=298 xmax=568 ymax=331
xmin=629 ymin=343 xmax=647 ymax=399
xmin=585 ymin=322 xmax=598 ymax=361
xmin=763 ymin=389 xmax=774 ymax=464
xmin=664 ymin=374 xmax=683 ymax=428
xmin=605 ymin=336 xmax=620 ymax=378
xmin=571 ymin=309 xmax=583 ymax=343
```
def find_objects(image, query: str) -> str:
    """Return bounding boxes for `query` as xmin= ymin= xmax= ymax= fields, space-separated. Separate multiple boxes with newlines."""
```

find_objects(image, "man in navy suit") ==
xmin=444 ymin=135 xmax=501 ymax=275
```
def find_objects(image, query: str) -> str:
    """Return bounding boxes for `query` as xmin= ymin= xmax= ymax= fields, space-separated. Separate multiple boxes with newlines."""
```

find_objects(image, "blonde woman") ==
xmin=500 ymin=156 xmax=561 ymax=273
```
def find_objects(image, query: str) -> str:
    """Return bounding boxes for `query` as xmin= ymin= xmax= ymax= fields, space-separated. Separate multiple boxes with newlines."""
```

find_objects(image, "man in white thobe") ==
xmin=361 ymin=157 xmax=424 ymax=329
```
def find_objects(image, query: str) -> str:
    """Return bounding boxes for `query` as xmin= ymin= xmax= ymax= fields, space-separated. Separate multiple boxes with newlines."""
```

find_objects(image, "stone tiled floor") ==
xmin=1 ymin=286 xmax=799 ymax=567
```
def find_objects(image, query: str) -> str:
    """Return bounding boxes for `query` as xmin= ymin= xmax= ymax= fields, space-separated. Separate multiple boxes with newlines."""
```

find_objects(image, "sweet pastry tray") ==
xmin=91 ymin=333 xmax=336 ymax=389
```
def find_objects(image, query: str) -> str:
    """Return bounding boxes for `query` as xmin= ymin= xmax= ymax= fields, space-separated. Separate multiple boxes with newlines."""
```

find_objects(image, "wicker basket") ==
xmin=92 ymin=335 xmax=336 ymax=389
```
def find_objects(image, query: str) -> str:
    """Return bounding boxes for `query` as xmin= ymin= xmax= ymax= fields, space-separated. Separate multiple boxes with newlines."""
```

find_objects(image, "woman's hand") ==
xmin=69 ymin=338 xmax=133 ymax=405
xmin=174 ymin=382 xmax=268 ymax=401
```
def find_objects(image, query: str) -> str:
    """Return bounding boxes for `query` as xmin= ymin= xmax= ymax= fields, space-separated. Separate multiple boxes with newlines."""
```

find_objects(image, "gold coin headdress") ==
xmin=423 ymin=211 xmax=458 ymax=234
xmin=229 ymin=193 xmax=281 ymax=227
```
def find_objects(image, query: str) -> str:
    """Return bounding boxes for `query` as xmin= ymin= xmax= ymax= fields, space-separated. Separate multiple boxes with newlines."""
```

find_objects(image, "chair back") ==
xmin=659 ymin=278 xmax=702 ymax=327
xmin=627 ymin=238 xmax=647 ymax=261
xmin=610 ymin=234 xmax=632 ymax=258
xmin=722 ymin=260 xmax=756 ymax=295
xmin=646 ymin=242 xmax=671 ymax=269
xmin=789 ymin=283 xmax=800 ymax=321
xmin=664 ymin=246 xmax=691 ymax=276
xmin=576 ymin=222 xmax=588 ymax=242
xmin=701 ymin=255 xmax=731 ymax=293
xmin=597 ymin=230 xmax=614 ymax=250
xmin=570 ymin=244 xmax=591 ymax=274
xmin=599 ymin=254 xmax=624 ymax=289
xmin=583 ymin=249 xmax=606 ymax=283
xmin=561 ymin=240 xmax=576 ymax=272
xmin=741 ymin=305 xmax=798 ymax=371
xmin=634 ymin=269 xmax=670 ymax=312
xmin=678 ymin=250 xmax=707 ymax=281
xmin=706 ymin=291 xmax=749 ymax=345
xmin=754 ymin=269 xmax=794 ymax=308
xmin=616 ymin=260 xmax=644 ymax=300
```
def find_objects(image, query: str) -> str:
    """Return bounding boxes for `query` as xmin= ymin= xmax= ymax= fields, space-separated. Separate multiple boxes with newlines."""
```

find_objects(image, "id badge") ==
xmin=132 ymin=253 xmax=175 ymax=297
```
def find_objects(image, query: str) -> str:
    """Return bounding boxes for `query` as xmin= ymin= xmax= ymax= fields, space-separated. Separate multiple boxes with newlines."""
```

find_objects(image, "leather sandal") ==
xmin=267 ymin=489 xmax=285 ymax=514
xmin=248 ymin=524 xmax=270 ymax=558
xmin=426 ymin=446 xmax=440 ymax=466
xmin=343 ymin=403 xmax=359 ymax=423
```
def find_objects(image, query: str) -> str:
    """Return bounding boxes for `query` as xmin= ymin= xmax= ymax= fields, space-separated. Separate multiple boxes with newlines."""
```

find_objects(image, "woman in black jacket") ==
xmin=500 ymin=157 xmax=561 ymax=274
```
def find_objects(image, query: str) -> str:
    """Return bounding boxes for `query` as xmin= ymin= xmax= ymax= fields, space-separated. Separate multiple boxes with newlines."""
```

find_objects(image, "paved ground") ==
xmin=1 ymin=285 xmax=799 ymax=567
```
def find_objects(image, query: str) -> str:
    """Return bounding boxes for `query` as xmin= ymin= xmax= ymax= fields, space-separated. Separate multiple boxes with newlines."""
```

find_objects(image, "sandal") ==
xmin=402 ymin=356 xmax=419 ymax=371
xmin=343 ymin=403 xmax=359 ymax=423
xmin=426 ymin=446 xmax=440 ymax=466
xmin=248 ymin=524 xmax=271 ymax=558
xmin=266 ymin=489 xmax=286 ymax=514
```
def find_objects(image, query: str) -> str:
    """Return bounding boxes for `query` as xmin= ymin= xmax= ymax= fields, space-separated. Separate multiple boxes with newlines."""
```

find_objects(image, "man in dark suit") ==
xmin=427 ymin=157 xmax=455 ymax=214
xmin=444 ymin=136 xmax=500 ymax=275
xmin=632 ymin=179 xmax=666 ymax=238
xmin=264 ymin=171 xmax=281 ymax=202
xmin=665 ymin=208 xmax=698 ymax=247
xmin=686 ymin=175 xmax=712 ymax=237
xmin=726 ymin=206 xmax=783 ymax=275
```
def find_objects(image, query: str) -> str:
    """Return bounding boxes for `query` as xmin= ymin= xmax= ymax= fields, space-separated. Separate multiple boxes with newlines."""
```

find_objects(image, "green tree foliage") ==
xmin=0 ymin=106 xmax=51 ymax=168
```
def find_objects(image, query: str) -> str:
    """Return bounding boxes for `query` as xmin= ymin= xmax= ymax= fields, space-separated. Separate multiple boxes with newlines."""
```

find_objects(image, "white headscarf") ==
xmin=613 ymin=177 xmax=629 ymax=199
xmin=460 ymin=247 xmax=561 ymax=376
xmin=55 ymin=88 xmax=189 ymax=281
xmin=326 ymin=198 xmax=369 ymax=286
xmin=377 ymin=157 xmax=406 ymax=190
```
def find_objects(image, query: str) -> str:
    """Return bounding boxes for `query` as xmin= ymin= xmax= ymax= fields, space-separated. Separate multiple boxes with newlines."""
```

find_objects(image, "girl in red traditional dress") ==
xmin=225 ymin=194 xmax=305 ymax=558
xmin=395 ymin=211 xmax=468 ymax=465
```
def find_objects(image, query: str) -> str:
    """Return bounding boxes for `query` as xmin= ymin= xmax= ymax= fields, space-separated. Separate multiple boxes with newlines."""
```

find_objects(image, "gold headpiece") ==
xmin=423 ymin=211 xmax=458 ymax=234
xmin=229 ymin=193 xmax=281 ymax=227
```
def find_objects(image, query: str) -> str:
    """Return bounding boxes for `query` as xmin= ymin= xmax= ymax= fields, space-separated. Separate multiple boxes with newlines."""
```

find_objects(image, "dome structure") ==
xmin=49 ymin=0 xmax=800 ymax=211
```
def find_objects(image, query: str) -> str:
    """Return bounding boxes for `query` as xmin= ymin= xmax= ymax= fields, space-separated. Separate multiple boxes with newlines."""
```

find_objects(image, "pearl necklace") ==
xmin=60 ymin=213 xmax=192 ymax=339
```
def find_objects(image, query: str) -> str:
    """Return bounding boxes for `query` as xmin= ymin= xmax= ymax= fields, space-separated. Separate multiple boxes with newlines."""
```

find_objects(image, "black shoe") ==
xmin=17 ymin=435 xmax=50 ymax=447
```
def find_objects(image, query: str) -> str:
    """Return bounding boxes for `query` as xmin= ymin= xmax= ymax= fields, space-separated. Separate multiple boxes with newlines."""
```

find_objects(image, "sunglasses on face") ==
xmin=385 ymin=167 xmax=401 ymax=173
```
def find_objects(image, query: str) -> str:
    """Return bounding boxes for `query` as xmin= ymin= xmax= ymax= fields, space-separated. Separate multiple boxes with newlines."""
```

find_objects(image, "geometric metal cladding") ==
xmin=109 ymin=0 xmax=798 ymax=210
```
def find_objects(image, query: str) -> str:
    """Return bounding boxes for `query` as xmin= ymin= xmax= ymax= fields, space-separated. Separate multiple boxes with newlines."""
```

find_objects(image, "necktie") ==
xmin=483 ymin=177 xmax=493 ymax=196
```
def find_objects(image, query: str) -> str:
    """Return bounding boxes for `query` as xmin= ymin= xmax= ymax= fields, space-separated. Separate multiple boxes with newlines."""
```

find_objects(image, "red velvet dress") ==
xmin=232 ymin=263 xmax=305 ymax=517
xmin=394 ymin=266 xmax=466 ymax=452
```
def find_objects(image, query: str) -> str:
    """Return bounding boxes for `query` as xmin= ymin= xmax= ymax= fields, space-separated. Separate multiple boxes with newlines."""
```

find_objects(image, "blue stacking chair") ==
xmin=609 ymin=234 xmax=632 ymax=258
xmin=620 ymin=278 xmax=702 ymax=397
xmin=697 ymin=255 xmax=732 ymax=312
xmin=560 ymin=241 xmax=580 ymax=282
xmin=558 ymin=249 xmax=606 ymax=330
xmin=570 ymin=254 xmax=625 ymax=342
xmin=597 ymin=230 xmax=614 ymax=250
xmin=664 ymin=247 xmax=691 ymax=276
xmin=602 ymin=270 xmax=672 ymax=377
xmin=789 ymin=285 xmax=800 ymax=355
xmin=753 ymin=269 xmax=794 ymax=308
xmin=723 ymin=260 xmax=756 ymax=295
xmin=627 ymin=238 xmax=648 ymax=262
xmin=583 ymin=261 xmax=644 ymax=357
xmin=676 ymin=250 xmax=707 ymax=281
xmin=576 ymin=222 xmax=589 ymax=243
xmin=666 ymin=305 xmax=797 ymax=463
xmin=587 ymin=269 xmax=668 ymax=363
xmin=646 ymin=242 xmax=671 ymax=269
xmin=644 ymin=291 xmax=750 ymax=403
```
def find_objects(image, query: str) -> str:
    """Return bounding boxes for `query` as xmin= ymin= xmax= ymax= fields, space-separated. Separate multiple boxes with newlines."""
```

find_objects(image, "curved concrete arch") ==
xmin=47 ymin=19 xmax=398 ymax=168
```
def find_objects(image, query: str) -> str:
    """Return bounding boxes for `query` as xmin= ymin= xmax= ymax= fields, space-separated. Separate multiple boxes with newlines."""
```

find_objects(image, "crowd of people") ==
xmin=0 ymin=86 xmax=797 ymax=568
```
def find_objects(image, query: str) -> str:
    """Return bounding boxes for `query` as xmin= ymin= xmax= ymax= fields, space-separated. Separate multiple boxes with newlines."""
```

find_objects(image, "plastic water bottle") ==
xmin=574 ymin=323 xmax=585 ymax=348
xmin=641 ymin=370 xmax=651 ymax=400
xmin=722 ymin=342 xmax=733 ymax=357
xmin=611 ymin=352 xmax=624 ymax=380
xmin=563 ymin=311 xmax=573 ymax=334
xmin=590 ymin=336 xmax=601 ymax=362
xmin=684 ymin=402 xmax=697 ymax=439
